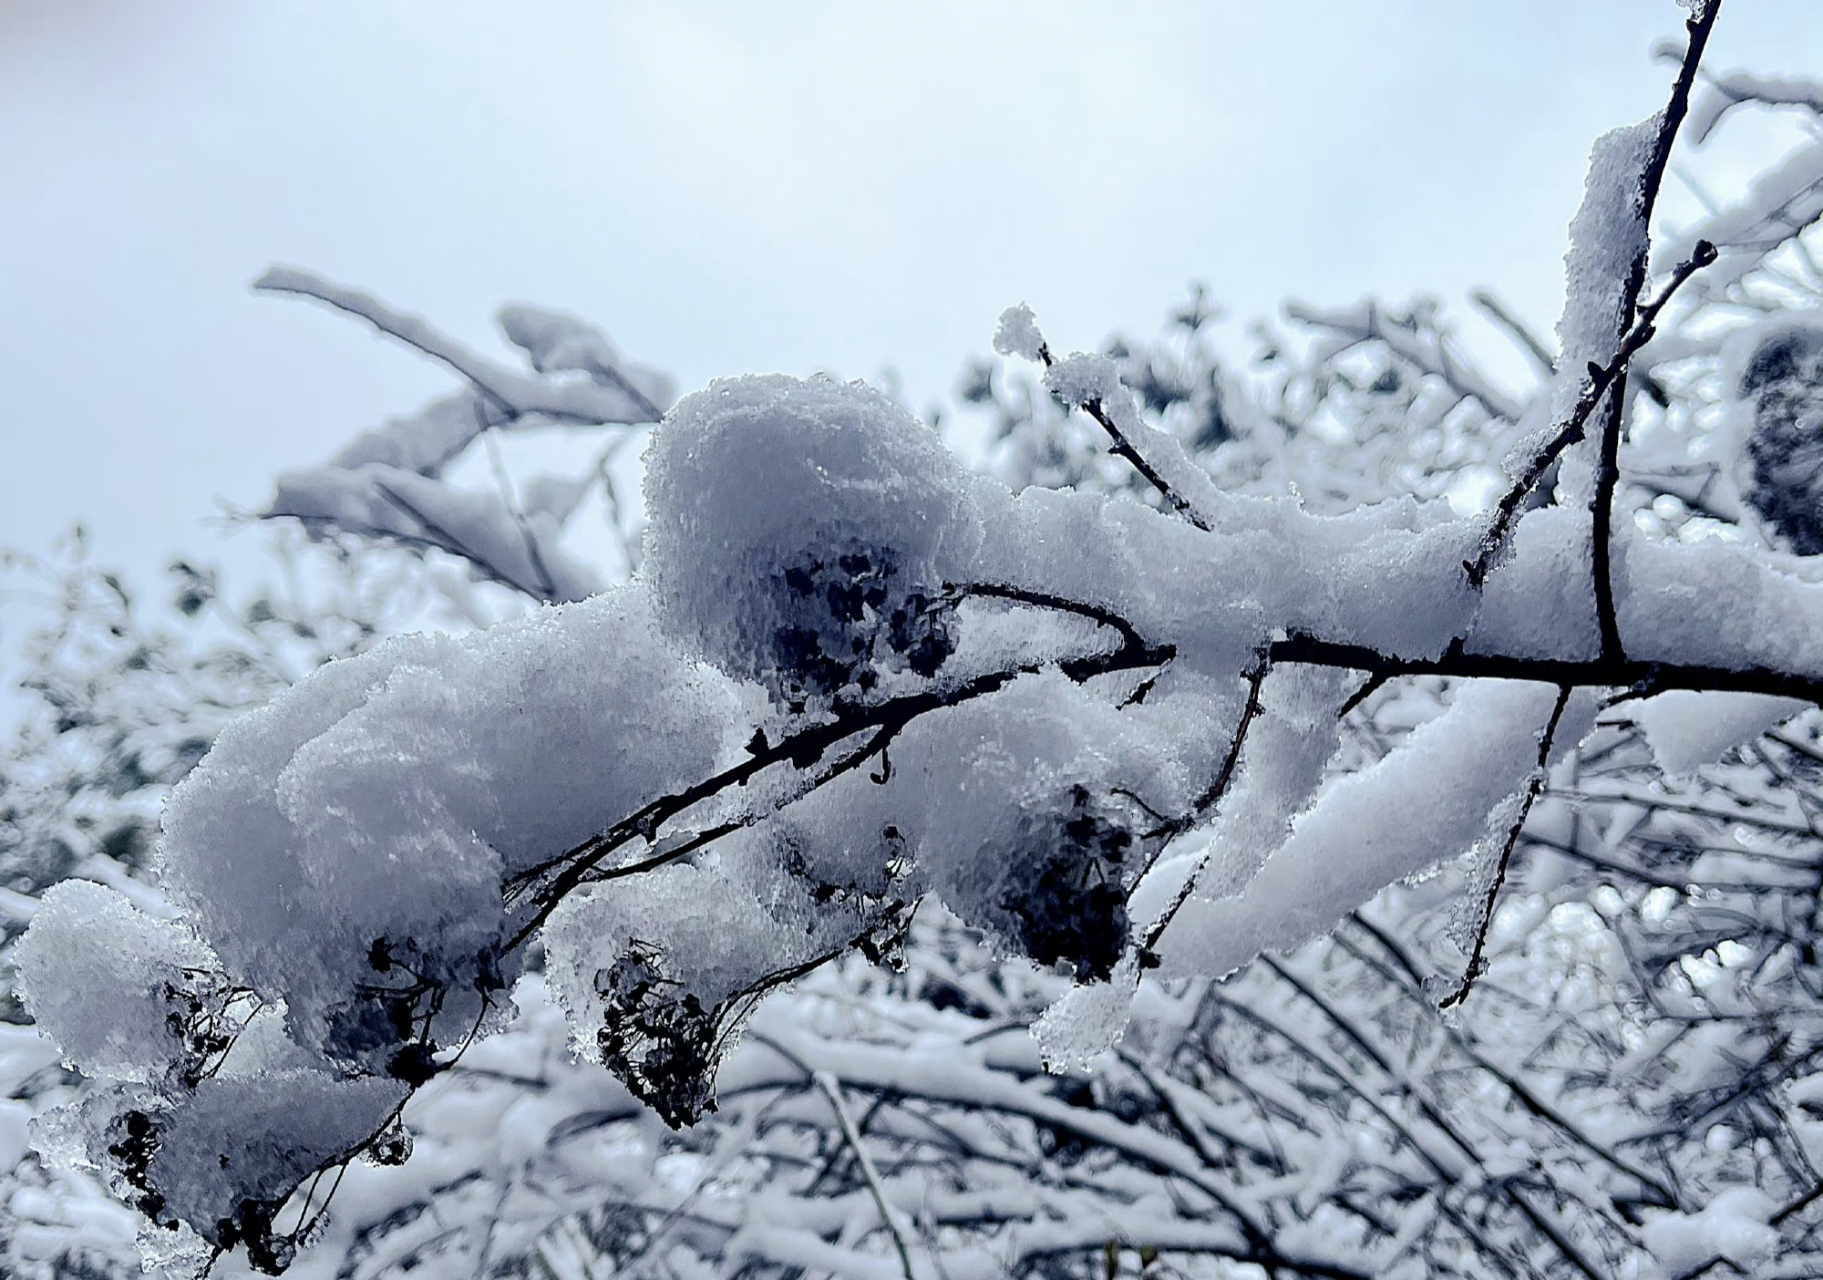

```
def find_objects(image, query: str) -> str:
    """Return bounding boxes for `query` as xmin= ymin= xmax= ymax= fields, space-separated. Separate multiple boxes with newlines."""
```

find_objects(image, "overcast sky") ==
xmin=1 ymin=1 xmax=1817 ymax=613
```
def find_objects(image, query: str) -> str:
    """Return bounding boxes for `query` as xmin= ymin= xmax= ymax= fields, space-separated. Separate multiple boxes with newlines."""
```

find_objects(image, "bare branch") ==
xmin=1437 ymin=684 xmax=1573 ymax=1010
xmin=1471 ymin=288 xmax=1557 ymax=378
xmin=1018 ymin=336 xmax=1217 ymax=531
xmin=1286 ymin=297 xmax=1528 ymax=421
xmin=1592 ymin=2 xmax=1724 ymax=661
xmin=1143 ymin=657 xmax=1271 ymax=952
xmin=813 ymin=1070 xmax=922 ymax=1280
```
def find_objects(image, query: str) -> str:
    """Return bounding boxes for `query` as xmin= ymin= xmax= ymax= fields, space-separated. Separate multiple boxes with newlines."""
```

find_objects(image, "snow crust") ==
xmin=270 ymin=463 xmax=602 ymax=602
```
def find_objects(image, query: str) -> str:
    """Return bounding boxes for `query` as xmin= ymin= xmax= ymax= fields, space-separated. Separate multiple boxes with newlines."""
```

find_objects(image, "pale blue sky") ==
xmin=1 ymin=1 xmax=1817 ymax=603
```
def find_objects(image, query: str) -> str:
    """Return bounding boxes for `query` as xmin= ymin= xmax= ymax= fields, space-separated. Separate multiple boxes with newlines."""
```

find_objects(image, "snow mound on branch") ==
xmin=1162 ymin=681 xmax=1596 ymax=979
xmin=13 ymin=881 xmax=215 ymax=1084
xmin=544 ymin=863 xmax=860 ymax=1127
xmin=893 ymin=671 xmax=1187 ymax=983
xmin=1631 ymin=690 xmax=1806 ymax=775
xmin=147 ymin=1072 xmax=406 ymax=1264
xmin=156 ymin=587 xmax=730 ymax=1064
xmin=642 ymin=375 xmax=982 ymax=703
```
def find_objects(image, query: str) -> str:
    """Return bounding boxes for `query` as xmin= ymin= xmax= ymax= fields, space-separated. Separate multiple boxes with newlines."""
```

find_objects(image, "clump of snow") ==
xmin=993 ymin=303 xmax=1047 ymax=362
xmin=12 ymin=881 xmax=216 ymax=1084
xmin=8 ymin=582 xmax=747 ymax=1264
xmin=496 ymin=303 xmax=676 ymax=415
xmin=328 ymin=391 xmax=488 ymax=477
xmin=155 ymin=588 xmax=730 ymax=1072
xmin=1643 ymin=1187 xmax=1779 ymax=1273
xmin=893 ymin=671 xmax=1185 ymax=983
xmin=270 ymin=463 xmax=602 ymax=603
xmin=148 ymin=1071 xmax=406 ymax=1264
xmin=642 ymin=375 xmax=982 ymax=704
xmin=544 ymin=862 xmax=859 ymax=1127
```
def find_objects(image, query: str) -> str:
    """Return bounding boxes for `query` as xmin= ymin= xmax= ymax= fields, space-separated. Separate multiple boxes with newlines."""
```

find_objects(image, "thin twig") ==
xmin=1470 ymin=289 xmax=1557 ymax=377
xmin=479 ymin=404 xmax=558 ymax=600
xmin=1592 ymin=2 xmax=1723 ymax=662
xmin=1467 ymin=240 xmax=1717 ymax=589
xmin=504 ymin=631 xmax=1176 ymax=944
xmin=1286 ymin=297 xmax=1527 ymax=421
xmin=1143 ymin=657 xmax=1272 ymax=952
xmin=1437 ymin=685 xmax=1574 ymax=1010
xmin=813 ymin=1070 xmax=922 ymax=1280
xmin=1337 ymin=672 xmax=1388 ymax=720
xmin=950 ymin=580 xmax=1152 ymax=654
xmin=1032 ymin=341 xmax=1216 ymax=532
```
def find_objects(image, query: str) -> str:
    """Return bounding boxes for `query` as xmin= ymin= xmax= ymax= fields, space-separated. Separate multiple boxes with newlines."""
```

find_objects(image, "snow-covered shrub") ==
xmin=19 ymin=6 xmax=1823 ymax=1276
xmin=1729 ymin=314 xmax=1823 ymax=553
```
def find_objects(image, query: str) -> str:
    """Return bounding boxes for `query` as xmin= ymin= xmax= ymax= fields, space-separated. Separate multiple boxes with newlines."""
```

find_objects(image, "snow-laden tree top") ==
xmin=19 ymin=2 xmax=1823 ymax=1274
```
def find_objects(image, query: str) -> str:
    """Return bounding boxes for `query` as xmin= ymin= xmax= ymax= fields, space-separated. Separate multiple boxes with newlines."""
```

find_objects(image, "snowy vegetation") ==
xmin=8 ymin=2 xmax=1823 ymax=1276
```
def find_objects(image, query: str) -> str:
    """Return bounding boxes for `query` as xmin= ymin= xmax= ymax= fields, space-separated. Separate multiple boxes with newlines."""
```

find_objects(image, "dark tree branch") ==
xmin=1471 ymin=288 xmax=1557 ymax=378
xmin=505 ymin=626 xmax=1175 ymax=944
xmin=1142 ymin=657 xmax=1271 ymax=952
xmin=812 ymin=1070 xmax=921 ymax=1280
xmin=1342 ymin=915 xmax=1681 ymax=1208
xmin=1593 ymin=1 xmax=1723 ymax=662
xmin=950 ymin=581 xmax=1152 ymax=655
xmin=477 ymin=403 xmax=559 ymax=601
xmin=1267 ymin=632 xmax=1823 ymax=706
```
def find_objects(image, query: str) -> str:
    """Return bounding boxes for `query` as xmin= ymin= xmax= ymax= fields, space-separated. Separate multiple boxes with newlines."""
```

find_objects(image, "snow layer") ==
xmin=150 ymin=1071 xmax=406 ymax=1244
xmin=270 ymin=463 xmax=601 ymax=602
xmin=1631 ymin=690 xmax=1806 ymax=775
xmin=1643 ymin=1187 xmax=1779 ymax=1273
xmin=1159 ymin=681 xmax=1594 ymax=978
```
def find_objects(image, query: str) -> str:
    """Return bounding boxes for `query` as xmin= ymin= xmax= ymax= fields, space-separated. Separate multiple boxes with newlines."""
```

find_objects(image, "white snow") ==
xmin=992 ymin=303 xmax=1047 ymax=363
xmin=1631 ymin=689 xmax=1806 ymax=775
